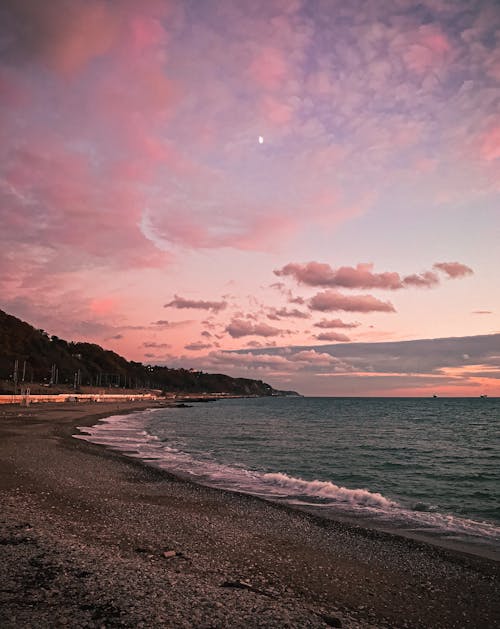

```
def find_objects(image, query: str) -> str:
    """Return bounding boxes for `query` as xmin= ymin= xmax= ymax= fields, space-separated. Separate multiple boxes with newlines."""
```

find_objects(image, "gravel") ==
xmin=0 ymin=402 xmax=498 ymax=628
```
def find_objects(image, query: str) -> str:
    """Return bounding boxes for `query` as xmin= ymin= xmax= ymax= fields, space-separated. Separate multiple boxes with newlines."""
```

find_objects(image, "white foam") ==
xmin=261 ymin=472 xmax=398 ymax=508
xmin=75 ymin=411 xmax=500 ymax=549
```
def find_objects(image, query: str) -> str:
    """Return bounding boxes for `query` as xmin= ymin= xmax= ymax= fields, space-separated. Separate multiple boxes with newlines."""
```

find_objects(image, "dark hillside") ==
xmin=0 ymin=310 xmax=297 ymax=396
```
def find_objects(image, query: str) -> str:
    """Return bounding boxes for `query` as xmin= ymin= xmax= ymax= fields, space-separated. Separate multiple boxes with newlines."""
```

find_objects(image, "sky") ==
xmin=1 ymin=0 xmax=499 ymax=396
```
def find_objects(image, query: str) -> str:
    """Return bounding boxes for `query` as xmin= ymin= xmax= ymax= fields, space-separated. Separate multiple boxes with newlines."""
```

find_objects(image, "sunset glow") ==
xmin=1 ymin=0 xmax=499 ymax=396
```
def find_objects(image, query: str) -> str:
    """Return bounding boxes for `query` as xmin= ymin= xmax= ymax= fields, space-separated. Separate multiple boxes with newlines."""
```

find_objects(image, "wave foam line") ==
xmin=262 ymin=472 xmax=399 ymax=508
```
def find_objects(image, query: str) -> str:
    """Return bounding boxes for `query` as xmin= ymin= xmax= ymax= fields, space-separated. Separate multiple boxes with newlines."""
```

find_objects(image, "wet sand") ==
xmin=1 ymin=401 xmax=499 ymax=628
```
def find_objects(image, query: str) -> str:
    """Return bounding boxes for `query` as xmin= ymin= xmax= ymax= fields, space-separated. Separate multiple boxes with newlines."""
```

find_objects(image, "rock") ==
xmin=163 ymin=550 xmax=177 ymax=558
xmin=220 ymin=580 xmax=275 ymax=598
xmin=221 ymin=579 xmax=253 ymax=590
xmin=135 ymin=547 xmax=151 ymax=554
xmin=320 ymin=614 xmax=342 ymax=627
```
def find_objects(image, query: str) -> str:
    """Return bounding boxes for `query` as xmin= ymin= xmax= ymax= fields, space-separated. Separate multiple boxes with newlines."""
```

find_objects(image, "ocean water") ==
xmin=76 ymin=397 xmax=500 ymax=558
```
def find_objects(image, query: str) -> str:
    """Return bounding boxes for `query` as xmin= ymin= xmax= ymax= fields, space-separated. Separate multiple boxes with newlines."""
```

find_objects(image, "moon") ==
xmin=258 ymin=136 xmax=264 ymax=144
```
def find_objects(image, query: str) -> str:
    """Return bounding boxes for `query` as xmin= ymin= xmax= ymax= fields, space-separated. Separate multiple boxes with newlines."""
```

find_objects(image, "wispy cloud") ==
xmin=0 ymin=0 xmax=497 ymax=394
xmin=314 ymin=331 xmax=351 ymax=342
xmin=225 ymin=318 xmax=286 ymax=338
xmin=164 ymin=295 xmax=227 ymax=313
xmin=314 ymin=318 xmax=360 ymax=329
xmin=185 ymin=341 xmax=212 ymax=351
xmin=234 ymin=334 xmax=500 ymax=376
xmin=433 ymin=262 xmax=474 ymax=279
xmin=151 ymin=320 xmax=192 ymax=328
xmin=267 ymin=307 xmax=311 ymax=320
xmin=168 ymin=333 xmax=500 ymax=395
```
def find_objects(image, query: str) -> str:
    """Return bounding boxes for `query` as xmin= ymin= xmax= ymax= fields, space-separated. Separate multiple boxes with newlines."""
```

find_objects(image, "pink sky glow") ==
xmin=1 ymin=0 xmax=499 ymax=396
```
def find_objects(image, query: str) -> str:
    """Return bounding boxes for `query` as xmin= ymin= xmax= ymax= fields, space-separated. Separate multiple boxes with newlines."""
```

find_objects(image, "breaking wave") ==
xmin=261 ymin=472 xmax=398 ymax=508
xmin=75 ymin=407 xmax=500 ymax=556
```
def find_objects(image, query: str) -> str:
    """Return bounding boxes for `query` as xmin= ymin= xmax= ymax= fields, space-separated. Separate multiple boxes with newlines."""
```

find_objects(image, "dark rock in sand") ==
xmin=320 ymin=613 xmax=342 ymax=627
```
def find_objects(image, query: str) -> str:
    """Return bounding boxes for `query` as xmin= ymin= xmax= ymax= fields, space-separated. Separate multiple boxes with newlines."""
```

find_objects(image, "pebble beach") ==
xmin=1 ymin=401 xmax=499 ymax=628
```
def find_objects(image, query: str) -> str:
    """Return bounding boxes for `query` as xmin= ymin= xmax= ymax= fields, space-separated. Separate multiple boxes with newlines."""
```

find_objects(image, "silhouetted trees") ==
xmin=0 ymin=309 xmax=281 ymax=396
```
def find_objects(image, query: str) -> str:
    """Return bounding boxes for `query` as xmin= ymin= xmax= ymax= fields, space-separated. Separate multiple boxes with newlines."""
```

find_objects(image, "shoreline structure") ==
xmin=1 ymin=400 xmax=499 ymax=628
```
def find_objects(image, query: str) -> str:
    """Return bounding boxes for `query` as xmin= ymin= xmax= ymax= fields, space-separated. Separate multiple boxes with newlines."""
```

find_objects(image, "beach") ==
xmin=1 ymin=402 xmax=499 ymax=628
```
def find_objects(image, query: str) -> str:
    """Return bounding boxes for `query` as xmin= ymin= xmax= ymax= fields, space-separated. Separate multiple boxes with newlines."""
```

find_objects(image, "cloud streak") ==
xmin=164 ymin=296 xmax=227 ymax=313
xmin=225 ymin=318 xmax=285 ymax=338
xmin=185 ymin=341 xmax=212 ymax=351
xmin=433 ymin=262 xmax=474 ymax=279
xmin=177 ymin=333 xmax=499 ymax=395
xmin=314 ymin=332 xmax=351 ymax=342
xmin=314 ymin=319 xmax=360 ymax=329
xmin=267 ymin=307 xmax=311 ymax=320
xmin=275 ymin=261 xmax=472 ymax=290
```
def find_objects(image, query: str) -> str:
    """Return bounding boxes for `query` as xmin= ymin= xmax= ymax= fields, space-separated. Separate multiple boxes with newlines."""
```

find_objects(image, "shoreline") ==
xmin=1 ymin=401 xmax=499 ymax=628
xmin=77 ymin=403 xmax=500 ymax=564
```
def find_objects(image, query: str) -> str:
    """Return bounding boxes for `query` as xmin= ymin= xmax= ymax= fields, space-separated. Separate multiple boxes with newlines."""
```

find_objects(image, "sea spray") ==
xmin=261 ymin=472 xmax=398 ymax=508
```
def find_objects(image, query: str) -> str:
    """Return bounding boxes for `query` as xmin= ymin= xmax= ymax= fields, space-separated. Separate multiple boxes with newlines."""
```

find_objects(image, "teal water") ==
xmin=77 ymin=397 xmax=500 ymax=556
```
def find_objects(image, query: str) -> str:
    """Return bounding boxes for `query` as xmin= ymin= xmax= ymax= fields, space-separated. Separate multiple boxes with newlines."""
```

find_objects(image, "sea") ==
xmin=76 ymin=396 xmax=500 ymax=559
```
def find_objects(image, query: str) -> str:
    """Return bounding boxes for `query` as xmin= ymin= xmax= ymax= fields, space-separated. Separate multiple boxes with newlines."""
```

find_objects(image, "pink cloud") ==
xmin=1 ymin=142 xmax=169 ymax=269
xmin=149 ymin=199 xmax=302 ymax=252
xmin=309 ymin=290 xmax=396 ymax=313
xmin=248 ymin=47 xmax=288 ymax=90
xmin=164 ymin=295 xmax=227 ymax=313
xmin=315 ymin=331 xmax=351 ymax=342
xmin=472 ymin=310 xmax=492 ymax=315
xmin=402 ymin=24 xmax=452 ymax=75
xmin=314 ymin=318 xmax=360 ymax=329
xmin=0 ymin=67 xmax=30 ymax=108
xmin=230 ymin=211 xmax=298 ymax=250
xmin=209 ymin=350 xmax=294 ymax=370
xmin=89 ymin=297 xmax=119 ymax=316
xmin=276 ymin=262 xmax=401 ymax=289
xmin=0 ymin=1 xmax=496 ymax=369
xmin=2 ymin=0 xmax=121 ymax=76
xmin=267 ymin=307 xmax=310 ymax=320
xmin=269 ymin=282 xmax=305 ymax=305
xmin=433 ymin=262 xmax=473 ymax=279
xmin=185 ymin=342 xmax=212 ymax=351
xmin=225 ymin=318 xmax=284 ymax=338
xmin=402 ymin=271 xmax=439 ymax=288
xmin=276 ymin=262 xmax=439 ymax=290
xmin=0 ymin=0 xmax=181 ymax=287
xmin=151 ymin=320 xmax=192 ymax=328
xmin=246 ymin=340 xmax=263 ymax=348
xmin=260 ymin=95 xmax=293 ymax=126
xmin=2 ymin=0 xmax=175 ymax=77
xmin=205 ymin=348 xmax=347 ymax=373
xmin=287 ymin=350 xmax=341 ymax=367
xmin=479 ymin=126 xmax=500 ymax=161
